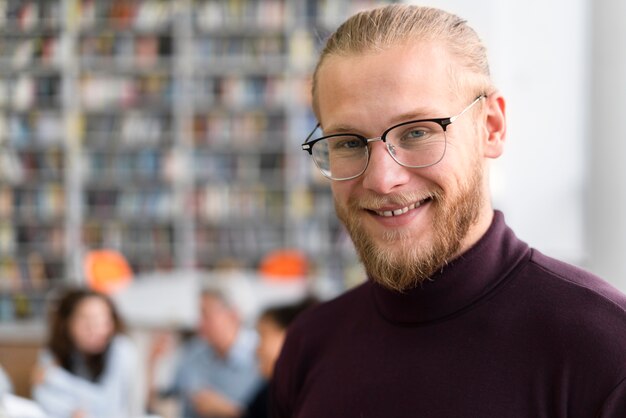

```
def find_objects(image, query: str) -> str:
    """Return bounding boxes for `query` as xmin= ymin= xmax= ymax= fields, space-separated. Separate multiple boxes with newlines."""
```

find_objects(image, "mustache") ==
xmin=349 ymin=189 xmax=444 ymax=210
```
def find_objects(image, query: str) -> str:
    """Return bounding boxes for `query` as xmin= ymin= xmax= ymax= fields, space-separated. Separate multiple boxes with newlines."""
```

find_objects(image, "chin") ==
xmin=83 ymin=342 xmax=109 ymax=354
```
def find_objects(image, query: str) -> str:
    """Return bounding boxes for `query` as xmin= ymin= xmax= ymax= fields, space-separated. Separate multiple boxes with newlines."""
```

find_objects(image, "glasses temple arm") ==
xmin=303 ymin=123 xmax=321 ymax=143
xmin=449 ymin=94 xmax=487 ymax=123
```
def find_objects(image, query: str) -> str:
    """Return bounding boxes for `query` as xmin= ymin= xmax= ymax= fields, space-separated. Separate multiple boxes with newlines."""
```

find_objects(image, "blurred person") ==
xmin=1 ymin=363 xmax=46 ymax=418
xmin=32 ymin=288 xmax=140 ymax=418
xmin=241 ymin=298 xmax=317 ymax=418
xmin=272 ymin=4 xmax=626 ymax=417
xmin=151 ymin=289 xmax=261 ymax=418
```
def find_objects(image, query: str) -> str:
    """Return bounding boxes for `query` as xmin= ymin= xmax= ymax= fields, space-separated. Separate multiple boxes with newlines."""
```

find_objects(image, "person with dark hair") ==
xmin=242 ymin=298 xmax=316 ymax=418
xmin=32 ymin=288 xmax=140 ymax=418
xmin=272 ymin=3 xmax=626 ymax=417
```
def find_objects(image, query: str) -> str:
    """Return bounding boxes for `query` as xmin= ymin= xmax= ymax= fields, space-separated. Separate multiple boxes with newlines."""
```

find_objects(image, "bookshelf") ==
xmin=0 ymin=0 xmax=395 ymax=322
xmin=0 ymin=0 xmax=65 ymax=321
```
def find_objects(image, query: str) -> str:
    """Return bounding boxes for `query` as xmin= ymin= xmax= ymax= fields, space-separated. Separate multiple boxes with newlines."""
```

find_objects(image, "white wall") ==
xmin=587 ymin=0 xmax=626 ymax=291
xmin=406 ymin=0 xmax=626 ymax=291
xmin=408 ymin=0 xmax=590 ymax=262
xmin=488 ymin=0 xmax=589 ymax=267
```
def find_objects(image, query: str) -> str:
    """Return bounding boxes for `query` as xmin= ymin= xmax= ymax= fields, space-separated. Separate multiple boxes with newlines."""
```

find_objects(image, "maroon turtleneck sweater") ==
xmin=271 ymin=211 xmax=626 ymax=417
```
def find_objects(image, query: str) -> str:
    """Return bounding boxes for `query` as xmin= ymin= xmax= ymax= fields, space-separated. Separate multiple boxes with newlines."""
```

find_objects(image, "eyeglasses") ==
xmin=301 ymin=94 xmax=486 ymax=181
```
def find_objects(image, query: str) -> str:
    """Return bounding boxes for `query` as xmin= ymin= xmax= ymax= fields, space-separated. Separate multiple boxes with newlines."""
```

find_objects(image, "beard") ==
xmin=335 ymin=161 xmax=484 ymax=292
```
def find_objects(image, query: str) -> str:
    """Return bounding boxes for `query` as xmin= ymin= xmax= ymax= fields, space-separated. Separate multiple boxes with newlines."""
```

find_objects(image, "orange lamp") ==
xmin=259 ymin=249 xmax=308 ymax=281
xmin=84 ymin=249 xmax=133 ymax=294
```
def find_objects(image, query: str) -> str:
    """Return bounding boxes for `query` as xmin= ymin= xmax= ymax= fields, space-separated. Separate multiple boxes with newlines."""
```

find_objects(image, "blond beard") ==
xmin=335 ymin=162 xmax=484 ymax=292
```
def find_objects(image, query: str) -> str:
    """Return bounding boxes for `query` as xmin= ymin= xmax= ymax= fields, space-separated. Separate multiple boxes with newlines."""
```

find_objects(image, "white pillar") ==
xmin=587 ymin=0 xmax=626 ymax=291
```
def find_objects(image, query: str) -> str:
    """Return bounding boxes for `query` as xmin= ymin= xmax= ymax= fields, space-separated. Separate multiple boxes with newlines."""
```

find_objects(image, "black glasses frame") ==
xmin=301 ymin=94 xmax=486 ymax=155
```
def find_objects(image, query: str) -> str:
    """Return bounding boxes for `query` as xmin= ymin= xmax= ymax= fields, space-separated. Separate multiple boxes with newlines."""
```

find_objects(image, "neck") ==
xmin=454 ymin=202 xmax=494 ymax=258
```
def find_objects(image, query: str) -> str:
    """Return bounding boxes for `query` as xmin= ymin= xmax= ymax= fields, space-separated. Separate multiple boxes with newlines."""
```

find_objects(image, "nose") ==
xmin=360 ymin=140 xmax=411 ymax=194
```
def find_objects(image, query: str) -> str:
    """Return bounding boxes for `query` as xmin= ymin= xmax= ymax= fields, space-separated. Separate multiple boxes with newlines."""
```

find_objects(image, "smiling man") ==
xmin=271 ymin=5 xmax=626 ymax=418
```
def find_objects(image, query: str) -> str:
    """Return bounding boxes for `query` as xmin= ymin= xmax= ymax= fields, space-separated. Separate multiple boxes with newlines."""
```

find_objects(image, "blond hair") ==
xmin=312 ymin=4 xmax=493 ymax=115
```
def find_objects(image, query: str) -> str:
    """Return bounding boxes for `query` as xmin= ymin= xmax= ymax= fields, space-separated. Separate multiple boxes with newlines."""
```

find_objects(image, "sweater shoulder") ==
xmin=527 ymin=249 xmax=626 ymax=313
xmin=524 ymin=250 xmax=626 ymax=379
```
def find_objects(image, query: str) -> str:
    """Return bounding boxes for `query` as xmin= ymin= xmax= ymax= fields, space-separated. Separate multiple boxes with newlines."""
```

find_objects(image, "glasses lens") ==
xmin=311 ymin=134 xmax=368 ymax=180
xmin=385 ymin=121 xmax=446 ymax=168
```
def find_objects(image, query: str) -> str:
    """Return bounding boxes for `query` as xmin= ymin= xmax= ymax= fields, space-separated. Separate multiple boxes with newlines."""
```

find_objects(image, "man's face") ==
xmin=198 ymin=295 xmax=237 ymax=346
xmin=316 ymin=41 xmax=502 ymax=291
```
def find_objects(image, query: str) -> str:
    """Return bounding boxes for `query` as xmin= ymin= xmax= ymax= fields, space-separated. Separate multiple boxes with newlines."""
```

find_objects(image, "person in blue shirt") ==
xmin=32 ymin=288 xmax=141 ymax=418
xmin=159 ymin=289 xmax=261 ymax=418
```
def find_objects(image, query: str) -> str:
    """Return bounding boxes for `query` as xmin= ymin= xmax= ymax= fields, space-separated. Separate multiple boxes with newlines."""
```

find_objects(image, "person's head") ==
xmin=48 ymin=288 xmax=124 ymax=380
xmin=255 ymin=298 xmax=317 ymax=379
xmin=198 ymin=290 xmax=241 ymax=356
xmin=304 ymin=5 xmax=507 ymax=292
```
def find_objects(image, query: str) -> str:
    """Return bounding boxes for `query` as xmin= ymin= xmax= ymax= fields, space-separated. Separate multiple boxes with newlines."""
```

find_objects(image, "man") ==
xmin=168 ymin=289 xmax=261 ymax=418
xmin=272 ymin=5 xmax=626 ymax=417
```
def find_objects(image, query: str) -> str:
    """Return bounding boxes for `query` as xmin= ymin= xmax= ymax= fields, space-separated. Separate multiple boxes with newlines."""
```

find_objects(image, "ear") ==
xmin=482 ymin=92 xmax=506 ymax=158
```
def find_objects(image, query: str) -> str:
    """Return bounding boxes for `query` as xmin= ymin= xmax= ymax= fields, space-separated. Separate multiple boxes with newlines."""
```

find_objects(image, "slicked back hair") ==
xmin=312 ymin=4 xmax=493 ymax=116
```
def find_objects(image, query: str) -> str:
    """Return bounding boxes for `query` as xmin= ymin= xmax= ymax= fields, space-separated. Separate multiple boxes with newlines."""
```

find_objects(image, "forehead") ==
xmin=74 ymin=296 xmax=110 ymax=316
xmin=201 ymin=294 xmax=228 ymax=311
xmin=316 ymin=41 xmax=457 ymax=128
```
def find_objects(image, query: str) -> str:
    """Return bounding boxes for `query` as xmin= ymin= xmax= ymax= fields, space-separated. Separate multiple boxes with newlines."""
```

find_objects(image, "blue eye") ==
xmin=391 ymin=123 xmax=437 ymax=143
xmin=405 ymin=129 xmax=426 ymax=139
xmin=330 ymin=136 xmax=365 ymax=151
xmin=340 ymin=139 xmax=363 ymax=149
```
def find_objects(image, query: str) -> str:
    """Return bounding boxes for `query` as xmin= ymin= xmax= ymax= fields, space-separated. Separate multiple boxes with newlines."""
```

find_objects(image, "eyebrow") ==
xmin=323 ymin=106 xmax=445 ymax=135
xmin=389 ymin=106 xmax=445 ymax=124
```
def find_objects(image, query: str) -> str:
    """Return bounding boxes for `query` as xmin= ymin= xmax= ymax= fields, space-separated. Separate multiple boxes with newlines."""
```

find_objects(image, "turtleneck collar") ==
xmin=370 ymin=210 xmax=530 ymax=325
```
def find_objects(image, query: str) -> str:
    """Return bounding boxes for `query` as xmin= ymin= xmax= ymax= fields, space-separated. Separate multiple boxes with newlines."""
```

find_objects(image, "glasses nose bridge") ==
xmin=365 ymin=135 xmax=398 ymax=159
xmin=365 ymin=135 xmax=384 ymax=145
xmin=364 ymin=134 xmax=402 ymax=168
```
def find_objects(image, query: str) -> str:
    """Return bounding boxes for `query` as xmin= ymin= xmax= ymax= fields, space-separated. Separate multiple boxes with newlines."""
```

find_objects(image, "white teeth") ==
xmin=374 ymin=199 xmax=427 ymax=217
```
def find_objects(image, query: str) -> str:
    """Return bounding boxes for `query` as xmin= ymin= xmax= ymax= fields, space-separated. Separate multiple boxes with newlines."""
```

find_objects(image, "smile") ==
xmin=373 ymin=197 xmax=432 ymax=217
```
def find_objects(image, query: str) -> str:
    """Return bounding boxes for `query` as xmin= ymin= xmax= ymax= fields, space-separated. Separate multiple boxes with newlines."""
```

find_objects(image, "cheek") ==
xmin=419 ymin=145 xmax=470 ymax=190
xmin=259 ymin=337 xmax=280 ymax=360
xmin=69 ymin=321 xmax=84 ymax=343
xmin=331 ymin=180 xmax=356 ymax=208
xmin=443 ymin=131 xmax=482 ymax=166
xmin=258 ymin=333 xmax=285 ymax=368
xmin=70 ymin=317 xmax=114 ymax=352
xmin=70 ymin=323 xmax=93 ymax=352
xmin=268 ymin=335 xmax=285 ymax=358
